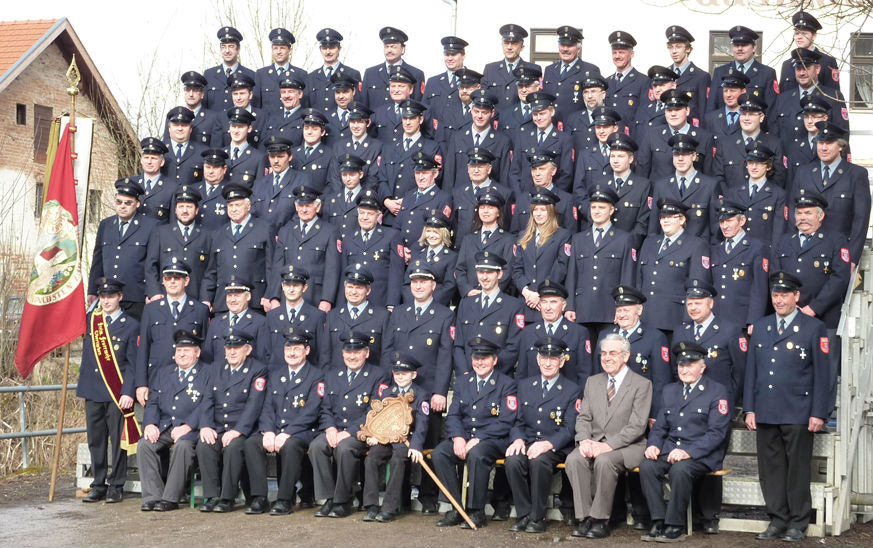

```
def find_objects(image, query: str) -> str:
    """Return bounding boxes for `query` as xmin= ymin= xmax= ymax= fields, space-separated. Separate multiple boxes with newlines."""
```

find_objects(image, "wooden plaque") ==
xmin=356 ymin=392 xmax=415 ymax=444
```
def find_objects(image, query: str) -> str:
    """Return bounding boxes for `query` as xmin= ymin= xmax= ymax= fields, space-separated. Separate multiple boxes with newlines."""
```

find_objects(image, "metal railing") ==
xmin=0 ymin=384 xmax=85 ymax=469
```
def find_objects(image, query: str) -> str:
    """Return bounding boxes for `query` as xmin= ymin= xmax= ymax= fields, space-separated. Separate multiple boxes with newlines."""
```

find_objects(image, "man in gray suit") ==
xmin=565 ymin=333 xmax=653 ymax=539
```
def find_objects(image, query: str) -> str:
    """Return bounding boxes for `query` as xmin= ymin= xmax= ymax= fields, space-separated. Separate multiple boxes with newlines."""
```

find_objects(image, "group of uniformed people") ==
xmin=77 ymin=9 xmax=867 ymax=543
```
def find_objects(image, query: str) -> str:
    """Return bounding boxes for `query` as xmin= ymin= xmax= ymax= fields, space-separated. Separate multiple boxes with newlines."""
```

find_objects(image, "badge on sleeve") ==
xmin=784 ymin=206 xmax=789 ymax=221
xmin=434 ymin=154 xmax=443 ymax=167
xmin=631 ymin=248 xmax=637 ymax=262
xmin=556 ymin=121 xmax=564 ymax=132
xmin=396 ymin=244 xmax=404 ymax=257
xmin=783 ymin=155 xmax=788 ymax=169
xmin=585 ymin=340 xmax=592 ymax=354
xmin=841 ymin=107 xmax=848 ymax=121
xmin=506 ymin=395 xmax=518 ymax=411
xmin=317 ymin=382 xmax=326 ymax=397
xmin=762 ymin=258 xmax=769 ymax=272
xmin=661 ymin=346 xmax=670 ymax=361
xmin=718 ymin=399 xmax=728 ymax=415
xmin=432 ymin=118 xmax=439 ymax=130
xmin=449 ymin=325 xmax=456 ymax=340
xmin=420 ymin=82 xmax=426 ymax=95
xmin=493 ymin=119 xmax=499 ymax=131
xmin=572 ymin=206 xmax=578 ymax=221
xmin=515 ymin=314 xmax=525 ymax=329
xmin=820 ymin=337 xmax=829 ymax=354
xmin=443 ymin=204 xmax=452 ymax=217
xmin=378 ymin=383 xmax=389 ymax=398
xmin=358 ymin=81 xmax=363 ymax=92
xmin=564 ymin=243 xmax=572 ymax=257
xmin=511 ymin=203 xmax=516 ymax=215
xmin=647 ymin=196 xmax=653 ymax=209
xmin=512 ymin=244 xmax=518 ymax=257
xmin=254 ymin=377 xmax=266 ymax=392
xmin=575 ymin=398 xmax=582 ymax=413
xmin=702 ymin=256 xmax=710 ymax=269
xmin=773 ymin=79 xmax=780 ymax=94
xmin=831 ymin=67 xmax=840 ymax=82
xmin=841 ymin=248 xmax=850 ymax=263
xmin=739 ymin=337 xmax=748 ymax=352
xmin=421 ymin=401 xmax=430 ymax=415
xmin=336 ymin=239 xmax=342 ymax=253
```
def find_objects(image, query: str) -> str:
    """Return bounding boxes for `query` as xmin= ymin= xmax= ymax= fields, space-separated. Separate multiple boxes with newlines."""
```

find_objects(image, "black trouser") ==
xmin=612 ymin=471 xmax=651 ymax=524
xmin=756 ymin=423 xmax=815 ymax=531
xmin=244 ymin=434 xmax=309 ymax=501
xmin=84 ymin=400 xmax=127 ymax=489
xmin=363 ymin=443 xmax=411 ymax=513
xmin=505 ymin=449 xmax=564 ymax=521
xmin=693 ymin=474 xmax=722 ymax=523
xmin=196 ymin=435 xmax=247 ymax=500
xmin=639 ymin=455 xmax=710 ymax=527
xmin=431 ymin=438 xmax=504 ymax=511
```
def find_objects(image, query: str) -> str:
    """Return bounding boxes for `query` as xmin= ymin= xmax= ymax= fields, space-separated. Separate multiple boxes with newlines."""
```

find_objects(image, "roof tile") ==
xmin=0 ymin=20 xmax=59 ymax=77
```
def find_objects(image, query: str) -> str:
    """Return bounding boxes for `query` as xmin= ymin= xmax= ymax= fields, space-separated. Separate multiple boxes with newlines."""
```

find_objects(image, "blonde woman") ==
xmin=511 ymin=187 xmax=571 ymax=322
xmin=399 ymin=211 xmax=458 ymax=305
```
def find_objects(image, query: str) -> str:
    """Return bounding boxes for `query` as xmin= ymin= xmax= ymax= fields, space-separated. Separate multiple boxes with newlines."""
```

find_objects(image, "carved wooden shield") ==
xmin=357 ymin=392 xmax=415 ymax=444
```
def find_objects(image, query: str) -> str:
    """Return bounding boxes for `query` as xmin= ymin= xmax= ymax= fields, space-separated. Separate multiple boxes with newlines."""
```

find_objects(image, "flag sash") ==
xmin=90 ymin=308 xmax=141 ymax=453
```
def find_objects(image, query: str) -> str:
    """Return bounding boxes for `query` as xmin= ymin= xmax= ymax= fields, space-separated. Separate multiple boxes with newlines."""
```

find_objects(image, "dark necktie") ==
xmin=802 ymin=89 xmax=809 ymax=99
xmin=451 ymin=73 xmax=458 ymax=87
xmin=353 ymin=140 xmax=360 ymax=151
xmin=427 ymin=249 xmax=435 ymax=261
xmin=119 ymin=220 xmax=128 ymax=238
xmin=474 ymin=133 xmax=481 ymax=146
xmin=225 ymin=67 xmax=232 ymax=76
xmin=601 ymin=144 xmax=609 ymax=159
xmin=507 ymin=62 xmax=515 ymax=74
xmin=726 ymin=239 xmax=734 ymax=253
xmin=175 ymin=143 xmax=183 ymax=160
xmin=615 ymin=72 xmax=623 ymax=84
xmin=615 ymin=177 xmax=623 ymax=191
xmin=277 ymin=66 xmax=286 ymax=78
xmin=546 ymin=323 xmax=554 ymax=336
xmin=728 ymin=112 xmax=737 ymax=126
xmin=750 ymin=184 xmax=758 ymax=199
xmin=674 ymin=66 xmax=681 ymax=76
xmin=746 ymin=136 xmax=754 ymax=146
xmin=233 ymin=147 xmax=240 ymax=161
xmin=522 ymin=105 xmax=530 ymax=120
xmin=404 ymin=138 xmax=412 ymax=151
xmin=274 ymin=173 xmax=281 ymax=193
xmin=561 ymin=64 xmax=570 ymax=77
xmin=145 ymin=179 xmax=153 ymax=193
xmin=695 ymin=323 xmax=702 ymax=340
xmin=594 ymin=227 xmax=604 ymax=246
xmin=284 ymin=110 xmax=291 ymax=119
xmin=481 ymin=230 xmax=491 ymax=244
xmin=679 ymin=176 xmax=688 ymax=197
xmin=305 ymin=146 xmax=313 ymax=159
xmin=620 ymin=329 xmax=628 ymax=339
xmin=684 ymin=384 xmax=691 ymax=400
xmin=362 ymin=231 xmax=370 ymax=243
xmin=800 ymin=233 xmax=809 ymax=248
xmin=172 ymin=301 xmax=180 ymax=320
xmin=415 ymin=306 xmax=422 ymax=321
xmin=737 ymin=63 xmax=745 ymax=74
xmin=325 ymin=66 xmax=334 ymax=79
xmin=346 ymin=190 xmax=353 ymax=203
xmin=482 ymin=295 xmax=490 ymax=310
xmin=183 ymin=225 xmax=190 ymax=241
xmin=348 ymin=371 xmax=356 ymax=385
xmin=233 ymin=224 xmax=242 ymax=239
xmin=542 ymin=379 xmax=549 ymax=397
xmin=477 ymin=379 xmax=485 ymax=392
xmin=463 ymin=105 xmax=470 ymax=117
xmin=350 ymin=306 xmax=359 ymax=319
xmin=341 ymin=110 xmax=348 ymax=125
xmin=659 ymin=237 xmax=672 ymax=255
xmin=230 ymin=313 xmax=238 ymax=326
xmin=288 ymin=308 xmax=296 ymax=324
xmin=415 ymin=191 xmax=424 ymax=204
xmin=822 ymin=165 xmax=830 ymax=186
xmin=538 ymin=131 xmax=545 ymax=145
xmin=778 ymin=318 xmax=786 ymax=334
xmin=607 ymin=377 xmax=616 ymax=405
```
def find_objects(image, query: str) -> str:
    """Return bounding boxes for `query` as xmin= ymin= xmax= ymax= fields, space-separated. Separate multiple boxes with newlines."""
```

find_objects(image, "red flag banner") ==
xmin=14 ymin=124 xmax=86 ymax=378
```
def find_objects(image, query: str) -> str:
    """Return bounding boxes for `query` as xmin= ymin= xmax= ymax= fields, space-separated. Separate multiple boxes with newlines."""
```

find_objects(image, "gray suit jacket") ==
xmin=575 ymin=368 xmax=652 ymax=468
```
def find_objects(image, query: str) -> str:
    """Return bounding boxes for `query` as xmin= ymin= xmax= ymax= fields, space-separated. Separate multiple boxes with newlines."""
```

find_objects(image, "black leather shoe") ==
xmin=83 ymin=488 xmax=106 ymax=503
xmin=703 ymin=519 xmax=719 ymax=534
xmin=419 ymin=500 xmax=438 ymax=515
xmin=641 ymin=520 xmax=664 ymax=541
xmin=327 ymin=503 xmax=352 ymax=518
xmin=491 ymin=503 xmax=511 ymax=521
xmin=633 ymin=519 xmax=650 ymax=531
xmin=572 ymin=517 xmax=593 ymax=537
xmin=200 ymin=497 xmax=218 ymax=512
xmin=509 ymin=515 xmax=530 ymax=532
xmin=375 ymin=511 xmax=396 ymax=523
xmin=155 ymin=500 xmax=179 ymax=512
xmin=782 ymin=528 xmax=806 ymax=542
xmin=363 ymin=506 xmax=379 ymax=522
xmin=213 ymin=499 xmax=234 ymax=513
xmin=436 ymin=510 xmax=462 ymax=527
xmin=585 ymin=520 xmax=611 ymax=539
xmin=140 ymin=500 xmax=157 ymax=511
xmin=314 ymin=499 xmax=333 ymax=517
xmin=755 ymin=525 xmax=786 ymax=540
xmin=270 ymin=499 xmax=293 ymax=515
xmin=525 ymin=519 xmax=546 ymax=533
xmin=298 ymin=497 xmax=315 ymax=509
xmin=245 ymin=496 xmax=268 ymax=514
xmin=105 ymin=487 xmax=123 ymax=503
xmin=655 ymin=525 xmax=687 ymax=542
xmin=560 ymin=508 xmax=577 ymax=526
xmin=461 ymin=510 xmax=488 ymax=529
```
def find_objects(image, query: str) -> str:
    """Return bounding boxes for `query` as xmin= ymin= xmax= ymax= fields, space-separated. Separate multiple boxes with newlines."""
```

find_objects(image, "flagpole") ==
xmin=48 ymin=56 xmax=81 ymax=502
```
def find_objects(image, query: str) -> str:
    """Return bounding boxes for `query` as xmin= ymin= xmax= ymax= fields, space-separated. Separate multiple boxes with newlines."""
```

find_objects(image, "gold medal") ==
xmin=762 ymin=212 xmax=768 ymax=220
xmin=426 ymin=338 xmax=433 ymax=346
xmin=696 ymin=209 xmax=703 ymax=217
xmin=711 ymin=350 xmax=718 ymax=358
xmin=550 ymin=411 xmax=556 ymax=419
xmin=299 ymin=399 xmax=305 ymax=407
xmin=114 ymin=344 xmax=119 ymax=350
xmin=556 ymin=418 xmax=562 ymax=425
xmin=495 ymin=326 xmax=503 ymax=334
xmin=491 ymin=408 xmax=498 ymax=416
xmin=628 ymin=99 xmax=634 ymax=106
xmin=739 ymin=269 xmax=745 ymax=277
xmin=363 ymin=396 xmax=370 ymax=403
xmin=814 ymin=261 xmax=820 ymax=268
xmin=787 ymin=342 xmax=794 ymax=350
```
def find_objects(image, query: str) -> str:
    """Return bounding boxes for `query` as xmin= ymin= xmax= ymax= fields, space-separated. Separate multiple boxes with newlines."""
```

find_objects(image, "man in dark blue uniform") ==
xmin=361 ymin=352 xmax=431 ymax=521
xmin=324 ymin=266 xmax=391 ymax=368
xmin=322 ymin=153 xmax=367 ymax=236
xmin=785 ymin=95 xmax=830 ymax=174
xmin=565 ymin=186 xmax=637 ymax=341
xmin=632 ymin=65 xmax=679 ymax=143
xmin=432 ymin=337 xmax=518 ymax=528
xmin=135 ymin=259 xmax=210 ymax=405
xmin=324 ymin=72 xmax=359 ymax=145
xmin=164 ymin=106 xmax=206 ymax=185
xmin=289 ymin=109 xmax=335 ymax=193
xmin=326 ymin=103 xmax=382 ymax=192
xmin=710 ymin=200 xmax=769 ymax=330
xmin=518 ymin=280 xmax=592 ymax=387
xmin=308 ymin=28 xmax=361 ymax=114
xmin=163 ymin=71 xmax=224 ymax=148
xmin=273 ymin=185 xmax=342 ymax=310
xmin=541 ymin=25 xmax=601 ymax=123
xmin=202 ymin=276 xmax=270 ymax=366
xmin=647 ymin=134 xmax=720 ymax=241
xmin=423 ymin=36 xmax=468 ymax=119
xmin=779 ymin=11 xmax=841 ymax=92
xmin=192 ymin=150 xmax=231 ymax=232
xmin=224 ymin=108 xmax=266 ymax=186
xmin=196 ymin=330 xmax=269 ymax=513
xmin=254 ymin=27 xmax=308 ymax=116
xmin=78 ymin=278 xmax=138 ymax=503
xmin=566 ymin=75 xmax=611 ymax=158
xmin=664 ymin=26 xmax=710 ymax=119
xmin=146 ymin=185 xmax=211 ymax=302
xmin=495 ymin=65 xmax=541 ymax=148
xmin=508 ymin=92 xmax=574 ymax=194
xmin=138 ymin=329 xmax=210 ymax=511
xmin=201 ymin=183 xmax=277 ymax=313
xmin=506 ymin=337 xmax=581 ymax=533
xmin=637 ymin=199 xmax=711 ymax=335
xmin=571 ymin=106 xmax=621 ymax=195
xmin=702 ymin=71 xmax=747 ymax=144
xmin=203 ymin=26 xmax=258 ymax=113
xmin=371 ymin=66 xmax=419 ymax=145
xmin=394 ymin=152 xmax=452 ymax=248
xmin=450 ymin=147 xmax=513 ymax=242
xmin=605 ymin=31 xmax=650 ymax=126
xmin=135 ymin=137 xmax=174 ymax=223
xmin=362 ymin=27 xmax=425 ymax=109
xmin=432 ymin=67 xmax=481 ymax=150
xmin=340 ymin=190 xmax=404 ymax=308
xmin=790 ymin=122 xmax=870 ymax=262
xmin=723 ymin=142 xmax=788 ymax=247
xmin=265 ymin=266 xmax=329 ymax=368
xmin=639 ymin=341 xmax=731 ymax=542
xmin=441 ymin=89 xmax=512 ymax=193
xmin=263 ymin=75 xmax=307 ymax=146
xmin=250 ymin=135 xmax=310 ymax=231
xmin=705 ymin=26 xmax=778 ymax=114
xmin=482 ymin=24 xmax=539 ymax=109
xmin=743 ymin=272 xmax=831 ymax=542
xmin=310 ymin=331 xmax=391 ymax=518
xmin=88 ymin=179 xmax=157 ymax=320
xmin=243 ymin=328 xmax=324 ymax=515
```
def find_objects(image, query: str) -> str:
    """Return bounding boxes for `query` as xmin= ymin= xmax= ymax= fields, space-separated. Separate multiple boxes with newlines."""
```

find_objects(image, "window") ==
xmin=708 ymin=31 xmax=764 ymax=74
xmin=529 ymin=27 xmax=564 ymax=65
xmin=33 ymin=104 xmax=53 ymax=164
xmin=34 ymin=182 xmax=44 ymax=218
xmin=16 ymin=104 xmax=26 ymax=125
xmin=850 ymin=33 xmax=872 ymax=110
